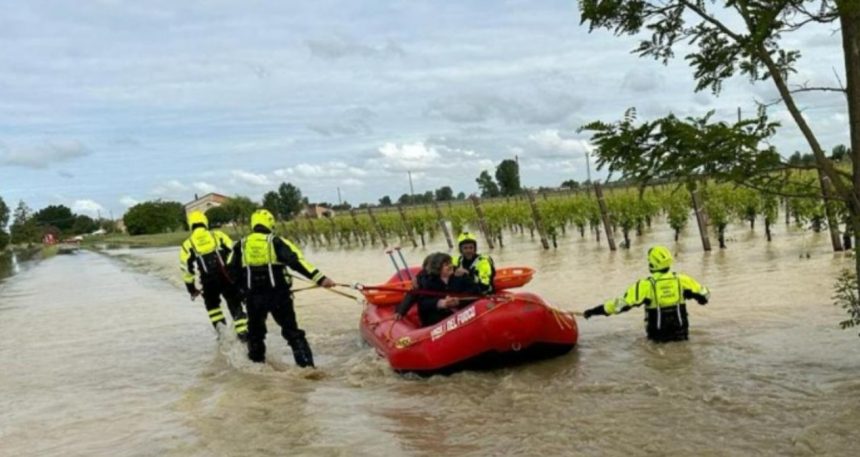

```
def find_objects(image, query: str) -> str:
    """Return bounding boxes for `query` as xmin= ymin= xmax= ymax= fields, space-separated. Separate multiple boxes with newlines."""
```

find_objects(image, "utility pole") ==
xmin=337 ymin=187 xmax=342 ymax=205
xmin=585 ymin=150 xmax=592 ymax=184
xmin=514 ymin=154 xmax=521 ymax=191
xmin=407 ymin=170 xmax=415 ymax=204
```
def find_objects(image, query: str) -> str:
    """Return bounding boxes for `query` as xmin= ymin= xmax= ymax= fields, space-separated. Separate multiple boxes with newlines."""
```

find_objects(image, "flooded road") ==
xmin=2 ymin=222 xmax=859 ymax=456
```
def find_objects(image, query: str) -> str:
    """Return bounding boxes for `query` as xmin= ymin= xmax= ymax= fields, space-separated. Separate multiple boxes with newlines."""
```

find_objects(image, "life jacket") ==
xmin=188 ymin=228 xmax=226 ymax=281
xmin=644 ymin=272 xmax=688 ymax=340
xmin=454 ymin=254 xmax=496 ymax=292
xmin=241 ymin=232 xmax=289 ymax=290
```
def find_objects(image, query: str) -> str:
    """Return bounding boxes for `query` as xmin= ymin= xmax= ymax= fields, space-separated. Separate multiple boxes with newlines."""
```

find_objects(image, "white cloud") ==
xmin=527 ymin=129 xmax=594 ymax=158
xmin=377 ymin=142 xmax=443 ymax=171
xmin=231 ymin=170 xmax=272 ymax=187
xmin=152 ymin=179 xmax=189 ymax=196
xmin=341 ymin=178 xmax=364 ymax=187
xmin=120 ymin=196 xmax=139 ymax=207
xmin=426 ymin=91 xmax=583 ymax=125
xmin=622 ymin=68 xmax=664 ymax=93
xmin=232 ymin=138 xmax=296 ymax=153
xmin=72 ymin=199 xmax=105 ymax=217
xmin=275 ymin=161 xmax=369 ymax=179
xmin=0 ymin=139 xmax=90 ymax=169
xmin=192 ymin=181 xmax=218 ymax=194
xmin=305 ymin=36 xmax=405 ymax=60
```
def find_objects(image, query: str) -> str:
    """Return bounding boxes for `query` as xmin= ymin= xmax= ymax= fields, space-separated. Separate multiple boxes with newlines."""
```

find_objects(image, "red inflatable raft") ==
xmin=360 ymin=266 xmax=536 ymax=307
xmin=360 ymin=280 xmax=578 ymax=374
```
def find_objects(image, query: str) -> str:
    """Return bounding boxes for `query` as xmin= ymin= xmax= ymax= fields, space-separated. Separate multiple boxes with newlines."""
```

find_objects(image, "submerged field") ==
xmin=3 ymin=217 xmax=859 ymax=456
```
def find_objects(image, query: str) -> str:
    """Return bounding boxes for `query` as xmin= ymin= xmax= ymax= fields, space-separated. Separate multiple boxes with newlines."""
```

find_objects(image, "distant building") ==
xmin=184 ymin=193 xmax=229 ymax=216
xmin=302 ymin=204 xmax=334 ymax=219
xmin=115 ymin=218 xmax=127 ymax=233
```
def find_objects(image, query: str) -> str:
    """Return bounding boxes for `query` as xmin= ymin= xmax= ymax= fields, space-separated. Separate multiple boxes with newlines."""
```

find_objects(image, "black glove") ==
xmin=186 ymin=282 xmax=200 ymax=299
xmin=583 ymin=305 xmax=607 ymax=319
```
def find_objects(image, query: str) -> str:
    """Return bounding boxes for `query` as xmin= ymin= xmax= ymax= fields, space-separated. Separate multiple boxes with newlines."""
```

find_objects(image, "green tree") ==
xmin=277 ymin=182 xmax=304 ymax=219
xmin=397 ymin=193 xmax=413 ymax=205
xmin=788 ymin=151 xmax=815 ymax=166
xmin=435 ymin=186 xmax=454 ymax=201
xmin=456 ymin=192 xmax=466 ymax=200
xmin=261 ymin=191 xmax=282 ymax=218
xmin=0 ymin=196 xmax=8 ymax=228
xmin=220 ymin=196 xmax=259 ymax=225
xmin=578 ymin=0 xmax=860 ymax=303
xmin=0 ymin=196 xmax=8 ymax=250
xmin=205 ymin=205 xmax=233 ymax=228
xmin=495 ymin=159 xmax=521 ymax=196
xmin=379 ymin=195 xmax=393 ymax=206
xmin=831 ymin=144 xmax=851 ymax=162
xmin=123 ymin=200 xmax=185 ymax=235
xmin=33 ymin=205 xmax=74 ymax=232
xmin=561 ymin=179 xmax=581 ymax=190
xmin=476 ymin=170 xmax=501 ymax=198
xmin=10 ymin=201 xmax=41 ymax=244
xmin=71 ymin=215 xmax=99 ymax=235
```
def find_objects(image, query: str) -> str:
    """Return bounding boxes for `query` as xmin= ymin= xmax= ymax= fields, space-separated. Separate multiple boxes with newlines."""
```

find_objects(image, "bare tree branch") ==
xmin=790 ymin=86 xmax=848 ymax=95
xmin=678 ymin=0 xmax=745 ymax=42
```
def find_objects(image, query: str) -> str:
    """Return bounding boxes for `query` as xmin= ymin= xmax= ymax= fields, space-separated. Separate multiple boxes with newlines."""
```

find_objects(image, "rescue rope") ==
xmin=354 ymin=283 xmax=490 ymax=300
xmin=288 ymin=274 xmax=361 ymax=301
xmin=291 ymin=284 xmax=321 ymax=293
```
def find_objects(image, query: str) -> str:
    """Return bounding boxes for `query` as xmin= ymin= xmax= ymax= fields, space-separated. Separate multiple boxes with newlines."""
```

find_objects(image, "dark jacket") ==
xmin=412 ymin=273 xmax=482 ymax=327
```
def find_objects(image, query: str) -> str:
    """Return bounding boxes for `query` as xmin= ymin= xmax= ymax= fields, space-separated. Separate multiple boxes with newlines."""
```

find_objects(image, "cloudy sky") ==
xmin=0 ymin=0 xmax=849 ymax=219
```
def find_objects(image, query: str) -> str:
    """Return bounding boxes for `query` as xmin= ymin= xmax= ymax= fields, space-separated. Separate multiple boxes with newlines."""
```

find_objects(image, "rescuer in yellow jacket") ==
xmin=583 ymin=246 xmax=710 ymax=342
xmin=452 ymin=232 xmax=495 ymax=294
xmin=227 ymin=209 xmax=336 ymax=367
xmin=179 ymin=211 xmax=248 ymax=340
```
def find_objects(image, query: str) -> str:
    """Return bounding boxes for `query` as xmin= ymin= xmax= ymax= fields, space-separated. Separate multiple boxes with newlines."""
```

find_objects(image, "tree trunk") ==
xmin=818 ymin=173 xmax=844 ymax=251
xmin=765 ymin=220 xmax=772 ymax=242
xmin=432 ymin=201 xmax=453 ymax=249
xmin=690 ymin=186 xmax=712 ymax=251
xmin=839 ymin=2 xmax=860 ymax=297
xmin=469 ymin=196 xmax=495 ymax=249
xmin=593 ymin=182 xmax=617 ymax=251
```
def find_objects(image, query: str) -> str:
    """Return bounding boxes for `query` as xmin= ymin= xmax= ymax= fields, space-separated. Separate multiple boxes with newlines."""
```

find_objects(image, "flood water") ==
xmin=2 ymin=221 xmax=859 ymax=456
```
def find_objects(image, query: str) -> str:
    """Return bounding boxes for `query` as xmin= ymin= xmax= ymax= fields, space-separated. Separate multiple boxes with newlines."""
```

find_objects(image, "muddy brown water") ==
xmin=1 ymin=222 xmax=859 ymax=456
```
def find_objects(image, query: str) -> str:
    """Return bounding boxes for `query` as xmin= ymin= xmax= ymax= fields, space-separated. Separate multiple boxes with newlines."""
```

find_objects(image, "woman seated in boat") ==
xmin=394 ymin=252 xmax=483 ymax=327
xmin=392 ymin=254 xmax=432 ymax=321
